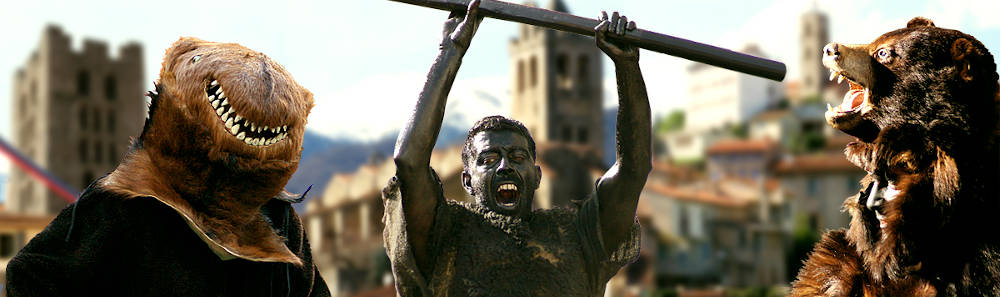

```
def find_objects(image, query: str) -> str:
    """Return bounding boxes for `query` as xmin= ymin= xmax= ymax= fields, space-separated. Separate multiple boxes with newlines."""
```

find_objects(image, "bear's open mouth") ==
xmin=823 ymin=69 xmax=880 ymax=142
xmin=827 ymin=70 xmax=871 ymax=115
xmin=495 ymin=182 xmax=520 ymax=208
xmin=205 ymin=79 xmax=289 ymax=147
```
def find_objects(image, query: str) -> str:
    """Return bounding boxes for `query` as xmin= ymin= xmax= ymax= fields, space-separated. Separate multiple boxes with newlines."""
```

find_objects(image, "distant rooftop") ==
xmin=706 ymin=139 xmax=777 ymax=155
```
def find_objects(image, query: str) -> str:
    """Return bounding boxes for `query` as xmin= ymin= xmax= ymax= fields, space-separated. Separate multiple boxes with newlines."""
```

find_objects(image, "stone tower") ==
xmin=799 ymin=7 xmax=829 ymax=102
xmin=7 ymin=25 xmax=146 ymax=215
xmin=508 ymin=0 xmax=605 ymax=208
xmin=509 ymin=0 xmax=603 ymax=156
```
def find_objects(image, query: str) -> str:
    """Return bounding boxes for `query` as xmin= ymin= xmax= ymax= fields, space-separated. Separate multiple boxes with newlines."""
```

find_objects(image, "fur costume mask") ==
xmin=102 ymin=37 xmax=314 ymax=265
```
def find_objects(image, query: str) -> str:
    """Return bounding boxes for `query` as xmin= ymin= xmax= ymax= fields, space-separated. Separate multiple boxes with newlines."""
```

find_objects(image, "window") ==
xmin=577 ymin=126 xmax=588 ymax=143
xmin=516 ymin=60 xmax=525 ymax=93
xmin=78 ymin=139 xmax=88 ymax=163
xmin=104 ymin=75 xmax=117 ymax=100
xmin=79 ymin=106 xmax=88 ymax=130
xmin=19 ymin=95 xmax=26 ymax=115
xmin=678 ymin=205 xmax=689 ymax=237
xmin=0 ymin=234 xmax=14 ymax=258
xmin=555 ymin=53 xmax=569 ymax=78
xmin=562 ymin=126 xmax=572 ymax=141
xmin=93 ymin=107 xmax=101 ymax=132
xmin=577 ymin=55 xmax=589 ymax=95
xmin=109 ymin=144 xmax=119 ymax=164
xmin=94 ymin=141 xmax=103 ymax=163
xmin=529 ymin=56 xmax=538 ymax=87
xmin=107 ymin=112 xmax=116 ymax=132
xmin=806 ymin=177 xmax=819 ymax=196
xmin=77 ymin=70 xmax=90 ymax=96
xmin=82 ymin=171 xmax=94 ymax=189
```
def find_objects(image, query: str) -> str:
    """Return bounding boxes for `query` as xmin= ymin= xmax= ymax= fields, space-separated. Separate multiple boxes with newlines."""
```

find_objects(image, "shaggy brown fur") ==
xmin=103 ymin=37 xmax=314 ymax=264
xmin=791 ymin=18 xmax=1000 ymax=296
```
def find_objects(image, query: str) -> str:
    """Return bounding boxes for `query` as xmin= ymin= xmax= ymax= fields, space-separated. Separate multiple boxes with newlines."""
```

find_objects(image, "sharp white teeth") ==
xmin=254 ymin=138 xmax=262 ymax=146
xmin=212 ymin=100 xmax=220 ymax=108
xmin=216 ymin=107 xmax=224 ymax=116
xmin=237 ymin=132 xmax=246 ymax=140
xmin=211 ymin=80 xmax=219 ymax=87
xmin=829 ymin=71 xmax=836 ymax=81
xmin=229 ymin=123 xmax=239 ymax=135
xmin=827 ymin=103 xmax=834 ymax=111
xmin=208 ymin=94 xmax=216 ymax=101
xmin=263 ymin=126 xmax=270 ymax=133
xmin=282 ymin=126 xmax=287 ymax=132
xmin=221 ymin=98 xmax=229 ymax=106
xmin=271 ymin=127 xmax=277 ymax=133
xmin=266 ymin=138 xmax=274 ymax=146
xmin=250 ymin=123 xmax=256 ymax=132
xmin=225 ymin=118 xmax=234 ymax=130
xmin=837 ymin=75 xmax=845 ymax=84
xmin=244 ymin=137 xmax=252 ymax=145
xmin=234 ymin=115 xmax=242 ymax=123
xmin=222 ymin=110 xmax=231 ymax=121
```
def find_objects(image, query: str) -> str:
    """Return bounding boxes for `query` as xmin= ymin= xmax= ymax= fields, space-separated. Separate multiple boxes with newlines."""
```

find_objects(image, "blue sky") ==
xmin=0 ymin=0 xmax=998 ymax=177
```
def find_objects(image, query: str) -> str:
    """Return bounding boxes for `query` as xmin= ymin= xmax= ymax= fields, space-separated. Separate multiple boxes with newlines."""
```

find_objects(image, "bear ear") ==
xmin=951 ymin=38 xmax=979 ymax=81
xmin=906 ymin=17 xmax=936 ymax=28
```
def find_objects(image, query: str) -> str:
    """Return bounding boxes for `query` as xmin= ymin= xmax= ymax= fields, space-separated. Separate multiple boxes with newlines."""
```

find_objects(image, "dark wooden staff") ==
xmin=390 ymin=0 xmax=787 ymax=81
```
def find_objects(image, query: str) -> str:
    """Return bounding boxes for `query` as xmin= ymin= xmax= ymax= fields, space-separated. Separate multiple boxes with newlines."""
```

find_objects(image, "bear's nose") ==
xmin=823 ymin=43 xmax=840 ymax=57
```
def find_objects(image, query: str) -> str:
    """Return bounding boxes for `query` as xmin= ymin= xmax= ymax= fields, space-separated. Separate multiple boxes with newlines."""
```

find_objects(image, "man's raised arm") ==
xmin=594 ymin=11 xmax=653 ymax=255
xmin=391 ymin=0 xmax=482 ymax=273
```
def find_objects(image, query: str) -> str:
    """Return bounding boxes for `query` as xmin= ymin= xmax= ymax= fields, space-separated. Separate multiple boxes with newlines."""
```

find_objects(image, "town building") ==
xmin=6 ymin=25 xmax=145 ymax=215
xmin=1 ymin=25 xmax=145 ymax=285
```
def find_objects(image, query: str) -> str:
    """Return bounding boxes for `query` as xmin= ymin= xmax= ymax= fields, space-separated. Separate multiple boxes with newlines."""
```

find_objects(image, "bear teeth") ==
xmin=206 ymin=79 xmax=290 ymax=147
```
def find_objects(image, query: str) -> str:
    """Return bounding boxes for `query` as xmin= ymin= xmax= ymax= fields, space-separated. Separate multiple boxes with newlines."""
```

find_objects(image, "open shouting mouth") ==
xmin=205 ymin=79 xmax=289 ymax=147
xmin=496 ymin=182 xmax=520 ymax=208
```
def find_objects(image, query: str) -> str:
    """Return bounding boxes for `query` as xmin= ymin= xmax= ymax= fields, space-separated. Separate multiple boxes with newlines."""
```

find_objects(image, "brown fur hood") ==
xmin=101 ymin=37 xmax=314 ymax=265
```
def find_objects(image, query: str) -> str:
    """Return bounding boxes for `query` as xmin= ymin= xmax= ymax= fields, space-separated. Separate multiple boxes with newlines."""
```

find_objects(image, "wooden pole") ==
xmin=390 ymin=0 xmax=787 ymax=81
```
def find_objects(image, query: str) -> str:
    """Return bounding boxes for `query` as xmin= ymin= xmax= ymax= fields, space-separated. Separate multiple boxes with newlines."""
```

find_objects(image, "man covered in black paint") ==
xmin=382 ymin=1 xmax=652 ymax=296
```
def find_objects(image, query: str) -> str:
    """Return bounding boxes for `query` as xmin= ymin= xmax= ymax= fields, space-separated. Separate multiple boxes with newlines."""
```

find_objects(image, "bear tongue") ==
xmin=841 ymin=85 xmax=868 ymax=111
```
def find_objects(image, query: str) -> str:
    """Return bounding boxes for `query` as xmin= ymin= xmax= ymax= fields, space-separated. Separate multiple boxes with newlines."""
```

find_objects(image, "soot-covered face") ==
xmin=145 ymin=37 xmax=313 ymax=165
xmin=462 ymin=130 xmax=541 ymax=219
xmin=845 ymin=127 xmax=962 ymax=281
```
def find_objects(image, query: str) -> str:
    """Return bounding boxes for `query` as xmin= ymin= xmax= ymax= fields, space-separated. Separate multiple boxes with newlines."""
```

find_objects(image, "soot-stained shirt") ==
xmin=382 ymin=171 xmax=640 ymax=297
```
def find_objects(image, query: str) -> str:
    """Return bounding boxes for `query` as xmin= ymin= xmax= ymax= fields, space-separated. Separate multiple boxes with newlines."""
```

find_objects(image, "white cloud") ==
xmin=307 ymin=73 xmax=510 ymax=141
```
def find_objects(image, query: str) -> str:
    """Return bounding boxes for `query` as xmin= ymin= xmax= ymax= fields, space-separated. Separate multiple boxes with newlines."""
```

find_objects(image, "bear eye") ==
xmin=875 ymin=48 xmax=891 ymax=60
xmin=191 ymin=55 xmax=202 ymax=64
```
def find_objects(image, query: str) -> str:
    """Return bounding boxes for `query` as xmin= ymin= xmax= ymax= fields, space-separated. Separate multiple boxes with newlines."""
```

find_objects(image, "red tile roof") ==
xmin=706 ymin=139 xmax=777 ymax=154
xmin=645 ymin=183 xmax=751 ymax=208
xmin=775 ymin=153 xmax=865 ymax=174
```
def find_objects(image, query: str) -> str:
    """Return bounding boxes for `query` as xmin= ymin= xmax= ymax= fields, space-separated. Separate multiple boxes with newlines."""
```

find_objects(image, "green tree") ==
xmin=788 ymin=130 xmax=826 ymax=153
xmin=655 ymin=110 xmax=685 ymax=134
xmin=787 ymin=214 xmax=821 ymax=281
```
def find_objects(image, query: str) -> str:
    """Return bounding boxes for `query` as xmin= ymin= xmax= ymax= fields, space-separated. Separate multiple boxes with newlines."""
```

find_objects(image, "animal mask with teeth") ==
xmin=102 ymin=37 xmax=314 ymax=265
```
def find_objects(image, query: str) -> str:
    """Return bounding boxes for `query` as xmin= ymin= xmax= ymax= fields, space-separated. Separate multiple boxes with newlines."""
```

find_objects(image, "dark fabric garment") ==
xmin=4 ymin=184 xmax=330 ymax=297
xmin=382 ymin=172 xmax=640 ymax=297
